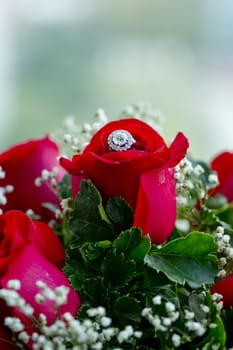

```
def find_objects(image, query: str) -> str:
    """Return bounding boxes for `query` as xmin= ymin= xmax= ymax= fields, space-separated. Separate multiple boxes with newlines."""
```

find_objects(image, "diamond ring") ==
xmin=107 ymin=129 xmax=136 ymax=151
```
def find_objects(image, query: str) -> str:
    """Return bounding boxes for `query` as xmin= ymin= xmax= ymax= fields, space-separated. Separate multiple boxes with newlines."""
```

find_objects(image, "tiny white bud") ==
xmin=7 ymin=280 xmax=21 ymax=290
xmin=165 ymin=301 xmax=176 ymax=313
xmin=172 ymin=333 xmax=181 ymax=347
xmin=152 ymin=295 xmax=162 ymax=305
xmin=208 ymin=173 xmax=219 ymax=185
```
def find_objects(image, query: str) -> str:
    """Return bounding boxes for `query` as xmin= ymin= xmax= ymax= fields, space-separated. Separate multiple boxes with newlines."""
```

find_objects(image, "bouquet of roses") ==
xmin=0 ymin=104 xmax=233 ymax=350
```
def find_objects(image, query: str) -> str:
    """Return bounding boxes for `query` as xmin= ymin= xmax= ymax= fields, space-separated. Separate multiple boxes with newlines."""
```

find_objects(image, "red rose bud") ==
xmin=0 ymin=136 xmax=65 ymax=222
xmin=211 ymin=151 xmax=233 ymax=202
xmin=0 ymin=210 xmax=80 ymax=337
xmin=60 ymin=118 xmax=189 ymax=244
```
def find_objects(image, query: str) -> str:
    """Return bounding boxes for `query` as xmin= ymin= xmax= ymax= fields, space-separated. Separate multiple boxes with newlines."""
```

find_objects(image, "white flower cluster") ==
xmin=58 ymin=109 xmax=108 ymax=154
xmin=55 ymin=197 xmax=73 ymax=220
xmin=0 ymin=165 xmax=14 ymax=213
xmin=211 ymin=292 xmax=224 ymax=312
xmin=120 ymin=101 xmax=164 ymax=133
xmin=0 ymin=280 xmax=143 ymax=350
xmin=142 ymin=297 xmax=181 ymax=348
xmin=175 ymin=158 xmax=206 ymax=207
xmin=213 ymin=226 xmax=233 ymax=278
xmin=34 ymin=167 xmax=59 ymax=188
xmin=174 ymin=157 xmax=220 ymax=220
xmin=0 ymin=281 xmax=226 ymax=349
xmin=53 ymin=102 xmax=164 ymax=157
xmin=141 ymin=293 xmax=221 ymax=349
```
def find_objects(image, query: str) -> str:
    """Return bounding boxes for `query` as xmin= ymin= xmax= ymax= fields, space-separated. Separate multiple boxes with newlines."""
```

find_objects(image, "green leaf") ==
xmin=83 ymin=277 xmax=104 ymax=305
xmin=106 ymin=197 xmax=133 ymax=229
xmin=69 ymin=180 xmax=115 ymax=243
xmin=189 ymin=292 xmax=207 ymax=322
xmin=113 ymin=296 xmax=141 ymax=324
xmin=144 ymin=231 xmax=218 ymax=288
xmin=101 ymin=250 xmax=136 ymax=286
xmin=203 ymin=314 xmax=226 ymax=350
xmin=113 ymin=227 xmax=151 ymax=261
xmin=57 ymin=173 xmax=72 ymax=199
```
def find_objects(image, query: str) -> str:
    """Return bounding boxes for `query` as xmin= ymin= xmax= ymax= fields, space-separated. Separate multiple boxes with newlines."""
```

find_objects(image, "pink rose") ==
xmin=0 ymin=136 xmax=65 ymax=222
xmin=60 ymin=118 xmax=189 ymax=244
xmin=0 ymin=210 xmax=80 ymax=347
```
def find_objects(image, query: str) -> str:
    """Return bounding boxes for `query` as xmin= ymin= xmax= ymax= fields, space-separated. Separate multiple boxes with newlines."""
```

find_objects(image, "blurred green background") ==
xmin=1 ymin=0 xmax=233 ymax=160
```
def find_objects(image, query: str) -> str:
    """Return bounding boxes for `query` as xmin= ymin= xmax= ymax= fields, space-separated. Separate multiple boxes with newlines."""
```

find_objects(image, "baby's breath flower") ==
xmin=7 ymin=279 xmax=21 ymax=290
xmin=193 ymin=164 xmax=205 ymax=176
xmin=208 ymin=173 xmax=219 ymax=186
xmin=184 ymin=310 xmax=195 ymax=320
xmin=152 ymin=295 xmax=162 ymax=305
xmin=176 ymin=196 xmax=188 ymax=206
xmin=217 ymin=269 xmax=226 ymax=278
xmin=100 ymin=316 xmax=112 ymax=328
xmin=0 ymin=184 xmax=14 ymax=205
xmin=0 ymin=166 xmax=6 ymax=179
xmin=35 ymin=293 xmax=46 ymax=304
xmin=34 ymin=167 xmax=59 ymax=188
xmin=4 ymin=317 xmax=24 ymax=332
xmin=165 ymin=301 xmax=176 ymax=313
xmin=211 ymin=293 xmax=223 ymax=302
xmin=200 ymin=304 xmax=210 ymax=313
xmin=117 ymin=325 xmax=134 ymax=343
xmin=18 ymin=331 xmax=30 ymax=344
xmin=216 ymin=301 xmax=224 ymax=311
xmin=54 ymin=285 xmax=69 ymax=306
xmin=171 ymin=333 xmax=181 ymax=347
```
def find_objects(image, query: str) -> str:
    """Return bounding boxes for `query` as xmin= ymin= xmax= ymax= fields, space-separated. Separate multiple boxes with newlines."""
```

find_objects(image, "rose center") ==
xmin=107 ymin=130 xmax=136 ymax=151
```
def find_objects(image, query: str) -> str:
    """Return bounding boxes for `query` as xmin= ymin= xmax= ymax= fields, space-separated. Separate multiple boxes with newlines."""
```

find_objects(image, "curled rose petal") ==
xmin=133 ymin=167 xmax=176 ymax=244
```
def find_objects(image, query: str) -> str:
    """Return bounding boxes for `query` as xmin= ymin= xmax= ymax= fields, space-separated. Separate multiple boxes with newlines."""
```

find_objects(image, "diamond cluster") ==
xmin=107 ymin=130 xmax=136 ymax=151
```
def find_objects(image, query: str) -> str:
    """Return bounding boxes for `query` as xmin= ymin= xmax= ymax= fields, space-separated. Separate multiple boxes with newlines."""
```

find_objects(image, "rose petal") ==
xmin=211 ymin=273 xmax=233 ymax=309
xmin=0 ymin=136 xmax=64 ymax=222
xmin=84 ymin=118 xmax=166 ymax=155
xmin=167 ymin=132 xmax=189 ymax=167
xmin=0 ymin=327 xmax=18 ymax=350
xmin=30 ymin=221 xmax=65 ymax=268
xmin=211 ymin=152 xmax=233 ymax=202
xmin=1 ymin=244 xmax=80 ymax=324
xmin=0 ymin=211 xmax=30 ymax=274
xmin=133 ymin=167 xmax=176 ymax=244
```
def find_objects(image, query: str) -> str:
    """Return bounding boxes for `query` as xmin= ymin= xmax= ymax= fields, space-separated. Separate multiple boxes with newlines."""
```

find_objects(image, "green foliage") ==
xmin=57 ymin=173 xmax=72 ymax=199
xmin=68 ymin=180 xmax=116 ymax=243
xmin=62 ymin=179 xmax=226 ymax=349
xmin=106 ymin=197 xmax=134 ymax=229
xmin=145 ymin=232 xmax=218 ymax=288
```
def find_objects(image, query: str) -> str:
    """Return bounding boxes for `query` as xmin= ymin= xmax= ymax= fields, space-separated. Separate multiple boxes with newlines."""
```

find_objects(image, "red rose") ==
xmin=60 ymin=118 xmax=189 ymax=244
xmin=0 ymin=210 xmax=80 ymax=347
xmin=0 ymin=136 xmax=65 ymax=222
xmin=211 ymin=273 xmax=233 ymax=309
xmin=211 ymin=151 xmax=233 ymax=202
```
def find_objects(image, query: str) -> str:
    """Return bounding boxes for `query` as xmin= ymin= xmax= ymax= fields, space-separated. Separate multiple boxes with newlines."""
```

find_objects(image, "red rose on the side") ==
xmin=0 ymin=136 xmax=65 ymax=222
xmin=60 ymin=118 xmax=189 ymax=244
xmin=211 ymin=151 xmax=233 ymax=202
xmin=211 ymin=273 xmax=233 ymax=309
xmin=0 ymin=210 xmax=80 ymax=348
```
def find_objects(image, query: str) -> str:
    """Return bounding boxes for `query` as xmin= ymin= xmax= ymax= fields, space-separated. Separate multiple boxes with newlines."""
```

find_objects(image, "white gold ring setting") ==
xmin=107 ymin=129 xmax=136 ymax=151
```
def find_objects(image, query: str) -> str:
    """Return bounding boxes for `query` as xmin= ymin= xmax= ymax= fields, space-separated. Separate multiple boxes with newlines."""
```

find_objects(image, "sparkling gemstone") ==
xmin=107 ymin=129 xmax=136 ymax=151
